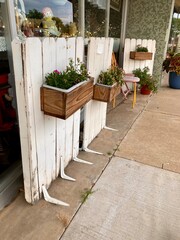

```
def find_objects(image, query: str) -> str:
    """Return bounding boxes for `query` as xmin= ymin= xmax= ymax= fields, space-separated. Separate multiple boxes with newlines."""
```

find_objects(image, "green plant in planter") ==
xmin=136 ymin=44 xmax=148 ymax=52
xmin=45 ymin=58 xmax=90 ymax=89
xmin=133 ymin=67 xmax=158 ymax=93
xmin=97 ymin=66 xmax=124 ymax=86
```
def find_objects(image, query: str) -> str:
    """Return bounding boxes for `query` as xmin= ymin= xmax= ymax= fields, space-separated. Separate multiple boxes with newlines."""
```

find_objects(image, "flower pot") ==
xmin=130 ymin=51 xmax=153 ymax=60
xmin=40 ymin=78 xmax=94 ymax=120
xmin=169 ymin=72 xmax=180 ymax=89
xmin=93 ymin=83 xmax=121 ymax=103
xmin=140 ymin=85 xmax=151 ymax=95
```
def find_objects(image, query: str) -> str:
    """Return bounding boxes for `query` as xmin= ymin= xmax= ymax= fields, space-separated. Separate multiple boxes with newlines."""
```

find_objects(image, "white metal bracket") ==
xmin=83 ymin=147 xmax=103 ymax=155
xmin=42 ymin=185 xmax=69 ymax=207
xmin=104 ymin=126 xmax=118 ymax=131
xmin=60 ymin=156 xmax=76 ymax=181
xmin=73 ymin=156 xmax=93 ymax=165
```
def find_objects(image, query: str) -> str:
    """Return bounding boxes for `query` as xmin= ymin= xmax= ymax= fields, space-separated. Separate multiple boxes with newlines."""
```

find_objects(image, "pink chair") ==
xmin=111 ymin=53 xmax=140 ymax=108
xmin=122 ymin=74 xmax=140 ymax=108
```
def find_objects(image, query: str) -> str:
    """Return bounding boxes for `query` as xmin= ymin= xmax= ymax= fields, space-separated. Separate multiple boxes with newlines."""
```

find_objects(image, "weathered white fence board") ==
xmin=123 ymin=38 xmax=156 ymax=74
xmin=12 ymin=40 xmax=38 ymax=203
xmin=83 ymin=37 xmax=114 ymax=149
xmin=12 ymin=37 xmax=84 ymax=204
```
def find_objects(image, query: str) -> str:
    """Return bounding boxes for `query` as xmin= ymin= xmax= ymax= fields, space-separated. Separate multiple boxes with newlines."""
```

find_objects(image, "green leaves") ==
xmin=45 ymin=59 xmax=90 ymax=89
xmin=97 ymin=66 xmax=124 ymax=86
xmin=136 ymin=44 xmax=148 ymax=52
xmin=133 ymin=67 xmax=158 ymax=93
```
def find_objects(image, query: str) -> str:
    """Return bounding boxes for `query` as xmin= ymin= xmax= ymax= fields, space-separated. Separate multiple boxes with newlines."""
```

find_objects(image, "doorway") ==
xmin=0 ymin=1 xmax=22 ymax=210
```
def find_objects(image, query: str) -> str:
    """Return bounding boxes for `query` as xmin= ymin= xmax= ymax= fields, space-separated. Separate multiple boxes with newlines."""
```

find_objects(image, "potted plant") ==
xmin=130 ymin=44 xmax=153 ymax=60
xmin=132 ymin=67 xmax=158 ymax=95
xmin=93 ymin=66 xmax=124 ymax=103
xmin=162 ymin=52 xmax=180 ymax=89
xmin=40 ymin=59 xmax=94 ymax=119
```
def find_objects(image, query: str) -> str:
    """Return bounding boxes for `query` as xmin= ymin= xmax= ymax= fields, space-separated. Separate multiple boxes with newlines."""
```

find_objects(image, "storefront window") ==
xmin=85 ymin=0 xmax=106 ymax=37
xmin=109 ymin=0 xmax=122 ymax=38
xmin=13 ymin=0 xmax=79 ymax=37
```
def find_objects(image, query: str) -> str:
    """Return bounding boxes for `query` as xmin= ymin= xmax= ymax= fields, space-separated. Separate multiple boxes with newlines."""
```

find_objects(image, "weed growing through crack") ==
xmin=57 ymin=212 xmax=69 ymax=227
xmin=80 ymin=188 xmax=95 ymax=204
xmin=107 ymin=151 xmax=112 ymax=156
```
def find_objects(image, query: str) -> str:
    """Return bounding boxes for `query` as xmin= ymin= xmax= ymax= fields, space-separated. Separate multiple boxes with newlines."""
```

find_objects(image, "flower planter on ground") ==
xmin=93 ymin=83 xmax=121 ymax=103
xmin=130 ymin=51 xmax=153 ymax=60
xmin=40 ymin=78 xmax=94 ymax=120
xmin=169 ymin=72 xmax=180 ymax=89
xmin=140 ymin=85 xmax=152 ymax=95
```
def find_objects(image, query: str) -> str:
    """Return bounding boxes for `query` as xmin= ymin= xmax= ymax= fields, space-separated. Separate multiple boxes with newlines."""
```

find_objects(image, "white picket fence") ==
xmin=123 ymin=38 xmax=156 ymax=74
xmin=83 ymin=37 xmax=114 ymax=149
xmin=12 ymin=37 xmax=84 ymax=204
xmin=12 ymin=36 xmax=113 ymax=204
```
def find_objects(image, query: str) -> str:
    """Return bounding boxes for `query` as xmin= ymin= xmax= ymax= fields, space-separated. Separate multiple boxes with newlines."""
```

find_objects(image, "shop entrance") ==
xmin=0 ymin=1 xmax=22 ymax=210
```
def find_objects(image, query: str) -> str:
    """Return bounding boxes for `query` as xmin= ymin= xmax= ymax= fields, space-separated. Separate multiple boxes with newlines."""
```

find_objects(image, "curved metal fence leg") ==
xmin=83 ymin=147 xmax=103 ymax=155
xmin=60 ymin=156 xmax=76 ymax=181
xmin=104 ymin=126 xmax=118 ymax=131
xmin=73 ymin=157 xmax=93 ymax=165
xmin=42 ymin=185 xmax=69 ymax=206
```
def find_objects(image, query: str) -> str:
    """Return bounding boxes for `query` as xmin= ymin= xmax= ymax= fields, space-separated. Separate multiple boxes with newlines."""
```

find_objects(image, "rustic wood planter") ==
xmin=40 ymin=78 xmax=94 ymax=120
xmin=93 ymin=83 xmax=121 ymax=103
xmin=130 ymin=51 xmax=153 ymax=60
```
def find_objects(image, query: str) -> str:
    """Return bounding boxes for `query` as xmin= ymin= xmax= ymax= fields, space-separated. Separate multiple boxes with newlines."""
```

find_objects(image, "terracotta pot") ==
xmin=140 ymin=85 xmax=151 ymax=95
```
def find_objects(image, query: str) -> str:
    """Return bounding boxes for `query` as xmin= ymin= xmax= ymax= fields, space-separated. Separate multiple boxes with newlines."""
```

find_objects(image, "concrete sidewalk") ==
xmin=0 ymin=85 xmax=180 ymax=240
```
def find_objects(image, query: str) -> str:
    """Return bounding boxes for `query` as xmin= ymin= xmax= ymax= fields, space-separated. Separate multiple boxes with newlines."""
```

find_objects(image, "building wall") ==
xmin=126 ymin=0 xmax=173 ymax=81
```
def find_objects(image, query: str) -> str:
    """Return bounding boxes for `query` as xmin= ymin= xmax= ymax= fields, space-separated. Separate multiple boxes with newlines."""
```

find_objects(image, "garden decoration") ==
xmin=93 ymin=66 xmax=124 ymax=107
xmin=41 ymin=59 xmax=94 ymax=119
xmin=163 ymin=53 xmax=180 ymax=89
xmin=130 ymin=44 xmax=153 ymax=60
xmin=133 ymin=67 xmax=158 ymax=95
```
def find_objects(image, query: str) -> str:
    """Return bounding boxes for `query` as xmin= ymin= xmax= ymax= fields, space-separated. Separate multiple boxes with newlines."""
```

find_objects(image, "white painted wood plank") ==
xmin=72 ymin=110 xmax=81 ymax=158
xmin=42 ymin=38 xmax=56 ymax=185
xmin=134 ymin=39 xmax=142 ymax=70
xmin=76 ymin=37 xmax=84 ymax=62
xmin=12 ymin=39 xmax=33 ymax=204
xmin=23 ymin=38 xmax=40 ymax=202
xmin=129 ymin=38 xmax=136 ymax=73
xmin=83 ymin=38 xmax=113 ymax=148
xmin=56 ymin=119 xmax=66 ymax=176
xmin=67 ymin=37 xmax=76 ymax=64
xmin=25 ymin=38 xmax=46 ymax=197
xmin=141 ymin=39 xmax=148 ymax=69
xmin=64 ymin=116 xmax=74 ymax=167
xmin=123 ymin=38 xmax=131 ymax=73
xmin=56 ymin=37 xmax=67 ymax=177
xmin=56 ymin=38 xmax=67 ymax=72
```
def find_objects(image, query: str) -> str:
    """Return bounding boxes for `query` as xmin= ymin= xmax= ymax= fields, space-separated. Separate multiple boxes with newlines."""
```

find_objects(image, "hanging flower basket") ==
xmin=92 ymin=66 xmax=124 ymax=104
xmin=130 ymin=45 xmax=153 ymax=60
xmin=93 ymin=83 xmax=121 ymax=103
xmin=40 ymin=59 xmax=94 ymax=119
xmin=41 ymin=78 xmax=94 ymax=120
xmin=130 ymin=51 xmax=153 ymax=60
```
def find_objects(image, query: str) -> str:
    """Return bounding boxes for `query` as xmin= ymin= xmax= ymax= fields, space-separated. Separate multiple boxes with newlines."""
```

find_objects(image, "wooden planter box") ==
xmin=40 ymin=78 xmax=94 ymax=120
xmin=130 ymin=51 xmax=153 ymax=60
xmin=93 ymin=83 xmax=121 ymax=103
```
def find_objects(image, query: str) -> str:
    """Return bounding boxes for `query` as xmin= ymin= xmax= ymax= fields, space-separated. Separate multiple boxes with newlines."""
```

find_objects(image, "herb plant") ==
xmin=136 ymin=44 xmax=148 ymax=52
xmin=45 ymin=59 xmax=90 ymax=89
xmin=133 ymin=67 xmax=158 ymax=93
xmin=97 ymin=66 xmax=124 ymax=86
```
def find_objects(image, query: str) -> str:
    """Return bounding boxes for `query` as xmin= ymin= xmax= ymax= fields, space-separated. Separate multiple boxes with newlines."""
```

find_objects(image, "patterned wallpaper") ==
xmin=126 ymin=0 xmax=173 ymax=82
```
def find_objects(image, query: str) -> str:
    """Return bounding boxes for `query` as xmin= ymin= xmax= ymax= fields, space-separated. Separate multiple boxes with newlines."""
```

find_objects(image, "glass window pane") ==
xmin=85 ymin=0 xmax=106 ymax=37
xmin=13 ymin=0 xmax=79 ymax=37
